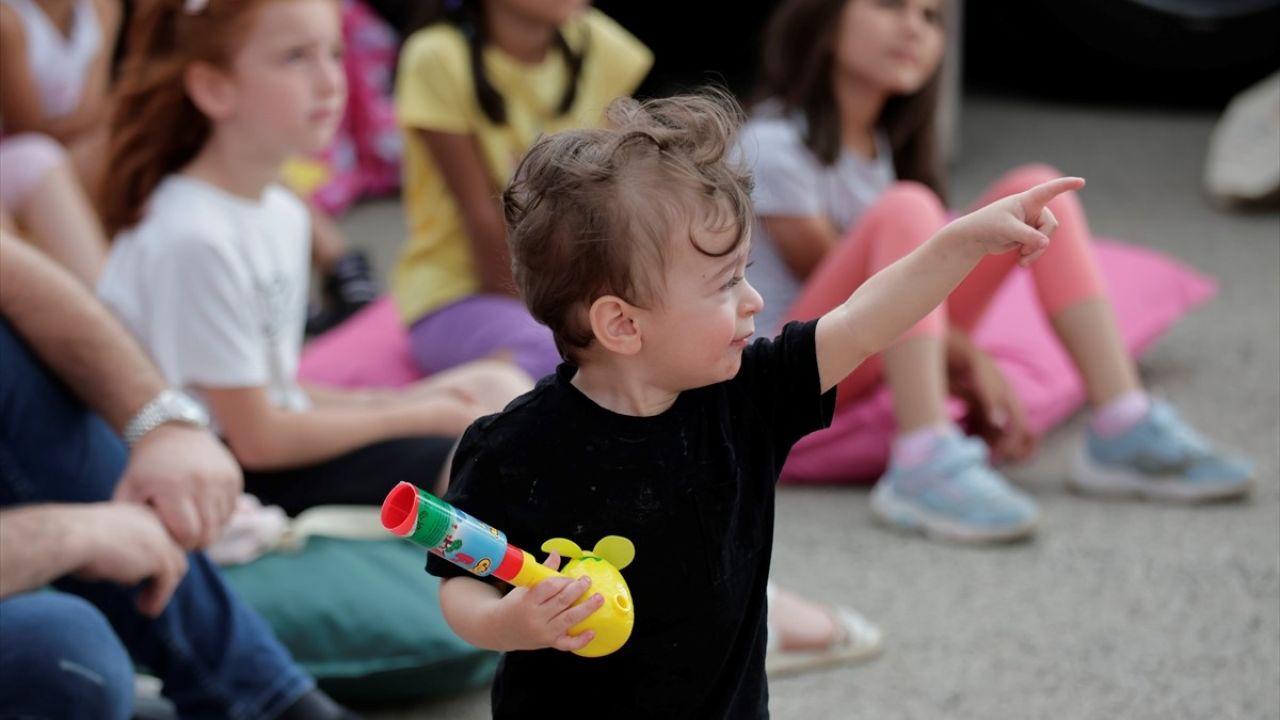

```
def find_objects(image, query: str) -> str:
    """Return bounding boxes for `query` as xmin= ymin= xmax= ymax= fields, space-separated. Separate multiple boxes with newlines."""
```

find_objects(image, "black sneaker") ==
xmin=305 ymin=252 xmax=379 ymax=337
xmin=326 ymin=251 xmax=378 ymax=316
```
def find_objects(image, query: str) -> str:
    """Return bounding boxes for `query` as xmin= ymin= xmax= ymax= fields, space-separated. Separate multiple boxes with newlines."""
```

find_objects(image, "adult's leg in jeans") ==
xmin=783 ymin=182 xmax=952 ymax=431
xmin=0 ymin=320 xmax=313 ymax=720
xmin=408 ymin=294 xmax=561 ymax=381
xmin=948 ymin=164 xmax=1137 ymax=407
xmin=0 ymin=593 xmax=134 ymax=720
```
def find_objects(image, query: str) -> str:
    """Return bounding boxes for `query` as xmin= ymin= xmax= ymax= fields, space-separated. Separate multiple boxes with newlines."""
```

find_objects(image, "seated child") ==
xmin=426 ymin=90 xmax=1083 ymax=717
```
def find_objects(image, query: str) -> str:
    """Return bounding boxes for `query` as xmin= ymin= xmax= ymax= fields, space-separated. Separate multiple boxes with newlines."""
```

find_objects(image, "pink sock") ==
xmin=1090 ymin=390 xmax=1151 ymax=438
xmin=891 ymin=423 xmax=953 ymax=468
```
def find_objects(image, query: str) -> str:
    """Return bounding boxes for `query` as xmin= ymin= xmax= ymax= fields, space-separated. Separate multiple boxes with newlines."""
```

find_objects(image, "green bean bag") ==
xmin=222 ymin=537 xmax=497 ymax=705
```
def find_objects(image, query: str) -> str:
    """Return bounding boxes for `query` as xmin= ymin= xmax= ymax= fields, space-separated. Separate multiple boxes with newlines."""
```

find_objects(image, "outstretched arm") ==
xmin=813 ymin=177 xmax=1085 ymax=392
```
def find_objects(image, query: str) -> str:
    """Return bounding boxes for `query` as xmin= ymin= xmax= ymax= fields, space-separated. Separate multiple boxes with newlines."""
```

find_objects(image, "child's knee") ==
xmin=858 ymin=182 xmax=947 ymax=252
xmin=0 ymin=133 xmax=70 ymax=213
xmin=1003 ymin=163 xmax=1063 ymax=192
xmin=876 ymin=181 xmax=947 ymax=222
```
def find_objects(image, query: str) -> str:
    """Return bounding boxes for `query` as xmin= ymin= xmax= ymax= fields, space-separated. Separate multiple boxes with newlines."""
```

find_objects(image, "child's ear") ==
xmin=184 ymin=61 xmax=237 ymax=122
xmin=588 ymin=295 xmax=642 ymax=356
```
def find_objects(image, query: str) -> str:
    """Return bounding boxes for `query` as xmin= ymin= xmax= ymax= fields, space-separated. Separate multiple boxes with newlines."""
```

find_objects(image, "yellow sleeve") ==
xmin=395 ymin=25 xmax=476 ymax=134
xmin=577 ymin=9 xmax=654 ymax=100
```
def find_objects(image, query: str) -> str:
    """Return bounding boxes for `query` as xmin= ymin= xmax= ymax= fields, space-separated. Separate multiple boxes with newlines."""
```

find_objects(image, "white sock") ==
xmin=1090 ymin=390 xmax=1151 ymax=438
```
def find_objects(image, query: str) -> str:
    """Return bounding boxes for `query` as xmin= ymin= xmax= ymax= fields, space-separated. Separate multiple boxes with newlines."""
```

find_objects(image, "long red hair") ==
xmin=99 ymin=0 xmax=272 ymax=237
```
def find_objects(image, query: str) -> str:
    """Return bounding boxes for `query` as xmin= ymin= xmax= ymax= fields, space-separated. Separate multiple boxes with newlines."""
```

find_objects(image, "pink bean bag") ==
xmin=299 ymin=240 xmax=1217 ymax=485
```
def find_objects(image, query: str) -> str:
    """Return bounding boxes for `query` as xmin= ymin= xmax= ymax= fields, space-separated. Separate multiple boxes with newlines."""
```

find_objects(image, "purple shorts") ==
xmin=407 ymin=294 xmax=561 ymax=381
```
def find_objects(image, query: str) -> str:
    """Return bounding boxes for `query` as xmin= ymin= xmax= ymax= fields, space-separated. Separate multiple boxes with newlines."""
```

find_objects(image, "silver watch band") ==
xmin=123 ymin=389 xmax=209 ymax=446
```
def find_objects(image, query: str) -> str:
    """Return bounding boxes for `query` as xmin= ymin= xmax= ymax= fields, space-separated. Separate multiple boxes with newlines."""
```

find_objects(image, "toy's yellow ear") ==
xmin=541 ymin=538 xmax=582 ymax=559
xmin=592 ymin=536 xmax=635 ymax=571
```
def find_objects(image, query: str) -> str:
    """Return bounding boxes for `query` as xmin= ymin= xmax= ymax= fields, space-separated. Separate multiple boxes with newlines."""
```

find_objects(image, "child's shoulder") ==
xmin=128 ymin=177 xmax=235 ymax=244
xmin=463 ymin=374 xmax=570 ymax=451
xmin=401 ymin=20 xmax=467 ymax=63
xmin=742 ymin=106 xmax=805 ymax=149
xmin=398 ymin=21 xmax=471 ymax=89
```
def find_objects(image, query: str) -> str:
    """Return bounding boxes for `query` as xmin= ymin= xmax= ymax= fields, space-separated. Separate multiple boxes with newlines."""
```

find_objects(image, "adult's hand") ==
xmin=75 ymin=503 xmax=189 ymax=617
xmin=114 ymin=424 xmax=242 ymax=550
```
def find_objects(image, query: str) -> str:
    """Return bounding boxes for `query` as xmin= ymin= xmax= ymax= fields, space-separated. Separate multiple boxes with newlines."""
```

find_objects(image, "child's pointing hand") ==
xmin=951 ymin=176 xmax=1086 ymax=267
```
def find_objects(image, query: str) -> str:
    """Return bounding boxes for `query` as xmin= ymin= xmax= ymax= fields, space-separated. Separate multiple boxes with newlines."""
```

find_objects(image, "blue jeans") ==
xmin=0 ymin=593 xmax=134 ymax=720
xmin=0 ymin=320 xmax=313 ymax=719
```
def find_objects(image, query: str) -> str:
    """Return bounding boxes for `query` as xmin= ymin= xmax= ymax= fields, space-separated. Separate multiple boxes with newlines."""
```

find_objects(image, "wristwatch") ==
xmin=123 ymin=389 xmax=210 ymax=446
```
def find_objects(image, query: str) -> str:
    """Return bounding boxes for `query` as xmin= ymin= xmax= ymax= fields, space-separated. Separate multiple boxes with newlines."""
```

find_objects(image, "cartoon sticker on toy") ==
xmin=434 ymin=508 xmax=506 ymax=576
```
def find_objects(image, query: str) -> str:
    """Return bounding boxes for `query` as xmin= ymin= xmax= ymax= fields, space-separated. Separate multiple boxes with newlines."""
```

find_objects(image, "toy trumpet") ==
xmin=380 ymin=481 xmax=635 ymax=657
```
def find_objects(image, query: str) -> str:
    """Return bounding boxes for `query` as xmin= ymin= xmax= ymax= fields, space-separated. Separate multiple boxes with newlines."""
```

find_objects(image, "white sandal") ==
xmin=765 ymin=603 xmax=885 ymax=677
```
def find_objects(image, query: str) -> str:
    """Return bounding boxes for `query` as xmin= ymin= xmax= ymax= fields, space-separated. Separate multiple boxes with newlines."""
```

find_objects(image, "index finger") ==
xmin=1019 ymin=177 xmax=1085 ymax=213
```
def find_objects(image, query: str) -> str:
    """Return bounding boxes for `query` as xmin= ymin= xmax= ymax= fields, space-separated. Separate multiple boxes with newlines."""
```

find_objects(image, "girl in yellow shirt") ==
xmin=393 ymin=0 xmax=651 ymax=379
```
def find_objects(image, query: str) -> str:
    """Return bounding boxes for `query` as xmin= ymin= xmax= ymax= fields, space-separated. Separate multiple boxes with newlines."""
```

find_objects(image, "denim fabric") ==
xmin=0 ymin=593 xmax=134 ymax=720
xmin=0 ymin=320 xmax=313 ymax=719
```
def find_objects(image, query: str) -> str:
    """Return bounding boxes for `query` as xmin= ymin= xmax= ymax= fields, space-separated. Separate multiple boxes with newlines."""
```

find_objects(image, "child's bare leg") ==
xmin=769 ymin=586 xmax=839 ymax=650
xmin=69 ymin=126 xmax=108 ymax=200
xmin=1051 ymin=298 xmax=1142 ymax=407
xmin=765 ymin=584 xmax=883 ymax=675
xmin=21 ymin=158 xmax=109 ymax=286
xmin=309 ymin=204 xmax=347 ymax=271
xmin=882 ymin=335 xmax=950 ymax=432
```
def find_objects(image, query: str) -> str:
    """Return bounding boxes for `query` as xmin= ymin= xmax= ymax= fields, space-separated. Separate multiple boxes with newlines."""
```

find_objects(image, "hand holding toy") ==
xmin=380 ymin=481 xmax=635 ymax=657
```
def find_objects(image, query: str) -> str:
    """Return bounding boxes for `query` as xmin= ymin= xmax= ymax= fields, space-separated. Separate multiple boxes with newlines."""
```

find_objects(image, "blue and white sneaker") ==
xmin=1070 ymin=400 xmax=1254 ymax=502
xmin=870 ymin=432 xmax=1039 ymax=543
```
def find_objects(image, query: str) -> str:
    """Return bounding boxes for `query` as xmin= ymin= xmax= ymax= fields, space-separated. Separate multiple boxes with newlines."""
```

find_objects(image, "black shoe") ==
xmin=131 ymin=696 xmax=177 ymax=720
xmin=306 ymin=252 xmax=378 ymax=338
xmin=304 ymin=301 xmax=345 ymax=338
xmin=275 ymin=688 xmax=362 ymax=720
xmin=326 ymin=251 xmax=378 ymax=314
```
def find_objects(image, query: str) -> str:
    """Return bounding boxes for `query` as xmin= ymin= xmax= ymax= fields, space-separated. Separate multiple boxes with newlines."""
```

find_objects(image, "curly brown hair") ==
xmin=503 ymin=90 xmax=754 ymax=363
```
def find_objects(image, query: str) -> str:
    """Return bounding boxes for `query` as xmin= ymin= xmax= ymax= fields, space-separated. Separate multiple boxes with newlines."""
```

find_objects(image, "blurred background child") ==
xmin=742 ymin=0 xmax=1253 ymax=544
xmin=95 ymin=0 xmax=531 ymax=517
xmin=391 ymin=0 xmax=650 ymax=379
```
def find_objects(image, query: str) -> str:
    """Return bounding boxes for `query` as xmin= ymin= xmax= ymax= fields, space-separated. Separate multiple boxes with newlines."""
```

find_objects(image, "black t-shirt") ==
xmin=426 ymin=320 xmax=836 ymax=719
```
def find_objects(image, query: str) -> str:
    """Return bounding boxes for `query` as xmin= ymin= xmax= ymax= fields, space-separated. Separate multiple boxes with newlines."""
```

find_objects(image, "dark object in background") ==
xmin=964 ymin=0 xmax=1280 ymax=107
xmin=594 ymin=0 xmax=779 ymax=100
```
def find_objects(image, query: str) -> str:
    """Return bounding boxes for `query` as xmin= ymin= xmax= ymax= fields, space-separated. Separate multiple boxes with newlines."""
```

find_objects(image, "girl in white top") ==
xmin=0 ymin=0 xmax=117 ymax=284
xmin=743 ymin=0 xmax=1253 ymax=544
xmin=97 ymin=0 xmax=531 ymax=516
xmin=0 ymin=0 xmax=118 ymax=178
xmin=0 ymin=0 xmax=114 ymax=137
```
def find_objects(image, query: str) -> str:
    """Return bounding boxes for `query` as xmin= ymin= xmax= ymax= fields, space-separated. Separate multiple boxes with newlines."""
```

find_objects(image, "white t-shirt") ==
xmin=739 ymin=106 xmax=896 ymax=334
xmin=98 ymin=176 xmax=312 ymax=428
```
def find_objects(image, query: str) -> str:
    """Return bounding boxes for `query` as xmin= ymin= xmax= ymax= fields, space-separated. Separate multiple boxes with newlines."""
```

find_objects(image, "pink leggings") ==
xmin=782 ymin=164 xmax=1105 ymax=408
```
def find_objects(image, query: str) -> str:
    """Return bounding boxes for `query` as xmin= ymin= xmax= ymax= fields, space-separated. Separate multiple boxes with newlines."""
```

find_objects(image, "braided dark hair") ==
xmin=412 ymin=0 xmax=587 ymax=125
